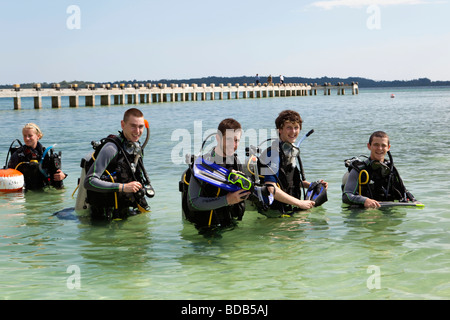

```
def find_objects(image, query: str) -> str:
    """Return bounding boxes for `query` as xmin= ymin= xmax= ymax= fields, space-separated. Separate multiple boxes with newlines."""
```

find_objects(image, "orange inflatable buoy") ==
xmin=0 ymin=168 xmax=24 ymax=192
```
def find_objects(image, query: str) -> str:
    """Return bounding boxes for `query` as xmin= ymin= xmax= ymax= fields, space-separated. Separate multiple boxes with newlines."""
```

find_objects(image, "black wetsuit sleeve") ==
xmin=342 ymin=168 xmax=367 ymax=205
xmin=187 ymin=175 xmax=228 ymax=211
xmin=84 ymin=142 xmax=121 ymax=193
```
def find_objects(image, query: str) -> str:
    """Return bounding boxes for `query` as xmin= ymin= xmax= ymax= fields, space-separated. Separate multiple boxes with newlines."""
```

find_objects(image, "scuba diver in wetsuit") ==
xmin=83 ymin=108 xmax=154 ymax=220
xmin=7 ymin=123 xmax=66 ymax=190
xmin=259 ymin=110 xmax=328 ymax=215
xmin=183 ymin=118 xmax=250 ymax=234
xmin=342 ymin=131 xmax=420 ymax=208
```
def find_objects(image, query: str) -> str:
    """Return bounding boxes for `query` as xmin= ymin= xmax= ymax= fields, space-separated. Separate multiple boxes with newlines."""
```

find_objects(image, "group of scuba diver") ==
xmin=2 ymin=108 xmax=155 ymax=221
xmin=179 ymin=109 xmax=422 ymax=234
xmin=2 ymin=108 xmax=422 ymax=233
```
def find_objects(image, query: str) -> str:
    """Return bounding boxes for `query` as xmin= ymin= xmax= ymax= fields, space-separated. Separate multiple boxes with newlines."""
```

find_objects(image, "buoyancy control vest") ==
xmin=259 ymin=141 xmax=303 ymax=214
xmin=8 ymin=141 xmax=62 ymax=190
xmin=342 ymin=155 xmax=415 ymax=202
xmin=83 ymin=133 xmax=151 ymax=215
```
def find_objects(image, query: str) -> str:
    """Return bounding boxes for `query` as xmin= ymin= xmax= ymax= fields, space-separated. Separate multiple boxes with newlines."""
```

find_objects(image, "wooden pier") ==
xmin=0 ymin=82 xmax=359 ymax=110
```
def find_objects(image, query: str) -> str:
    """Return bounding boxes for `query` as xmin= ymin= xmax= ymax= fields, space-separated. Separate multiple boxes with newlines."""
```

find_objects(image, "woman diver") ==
xmin=7 ymin=123 xmax=67 ymax=190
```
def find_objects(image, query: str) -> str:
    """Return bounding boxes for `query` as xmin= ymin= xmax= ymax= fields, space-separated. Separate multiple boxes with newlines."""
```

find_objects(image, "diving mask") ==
xmin=281 ymin=142 xmax=299 ymax=158
xmin=370 ymin=160 xmax=391 ymax=177
xmin=281 ymin=142 xmax=299 ymax=168
xmin=124 ymin=141 xmax=142 ymax=156
xmin=227 ymin=171 xmax=252 ymax=191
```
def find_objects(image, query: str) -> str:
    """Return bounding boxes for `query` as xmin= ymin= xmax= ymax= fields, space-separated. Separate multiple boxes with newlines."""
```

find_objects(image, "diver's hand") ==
xmin=231 ymin=169 xmax=247 ymax=176
xmin=52 ymin=170 xmax=67 ymax=181
xmin=319 ymin=179 xmax=328 ymax=189
xmin=122 ymin=181 xmax=142 ymax=193
xmin=296 ymin=200 xmax=315 ymax=209
xmin=226 ymin=189 xmax=250 ymax=205
xmin=364 ymin=198 xmax=381 ymax=208
xmin=305 ymin=179 xmax=328 ymax=189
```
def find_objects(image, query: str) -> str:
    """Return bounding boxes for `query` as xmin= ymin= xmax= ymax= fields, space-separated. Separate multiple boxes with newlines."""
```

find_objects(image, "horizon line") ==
xmin=1 ymin=75 xmax=449 ymax=87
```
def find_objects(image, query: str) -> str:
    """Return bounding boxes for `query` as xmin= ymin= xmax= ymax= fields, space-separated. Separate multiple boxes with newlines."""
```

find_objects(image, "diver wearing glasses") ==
xmin=260 ymin=110 xmax=328 ymax=214
xmin=342 ymin=131 xmax=419 ymax=208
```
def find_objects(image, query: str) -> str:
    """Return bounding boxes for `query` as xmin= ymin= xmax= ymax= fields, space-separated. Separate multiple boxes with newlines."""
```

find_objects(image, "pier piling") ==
xmin=0 ymin=82 xmax=358 ymax=109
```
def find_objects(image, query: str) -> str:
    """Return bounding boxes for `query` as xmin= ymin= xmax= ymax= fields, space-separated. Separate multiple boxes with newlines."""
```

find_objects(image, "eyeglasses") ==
xmin=227 ymin=171 xmax=252 ymax=190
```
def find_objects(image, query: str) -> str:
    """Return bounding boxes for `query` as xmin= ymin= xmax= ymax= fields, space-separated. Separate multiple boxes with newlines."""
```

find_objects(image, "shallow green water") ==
xmin=0 ymin=87 xmax=449 ymax=299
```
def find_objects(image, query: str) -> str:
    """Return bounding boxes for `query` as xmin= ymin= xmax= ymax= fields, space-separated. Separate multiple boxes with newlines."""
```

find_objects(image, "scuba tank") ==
xmin=179 ymin=133 xmax=214 ymax=221
xmin=75 ymin=151 xmax=92 ymax=211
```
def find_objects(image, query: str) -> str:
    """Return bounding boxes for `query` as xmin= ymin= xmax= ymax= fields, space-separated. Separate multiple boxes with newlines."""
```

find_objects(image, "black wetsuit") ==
xmin=84 ymin=134 xmax=150 ymax=220
xmin=186 ymin=150 xmax=245 ymax=231
xmin=342 ymin=158 xmax=416 ymax=206
xmin=8 ymin=142 xmax=59 ymax=190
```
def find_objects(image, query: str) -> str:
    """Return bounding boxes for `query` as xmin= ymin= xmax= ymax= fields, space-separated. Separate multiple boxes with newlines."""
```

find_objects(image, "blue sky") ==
xmin=0 ymin=0 xmax=449 ymax=84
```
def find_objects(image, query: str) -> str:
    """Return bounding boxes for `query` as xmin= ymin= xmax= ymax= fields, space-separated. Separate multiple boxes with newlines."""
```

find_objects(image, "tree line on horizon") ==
xmin=1 ymin=76 xmax=448 ymax=89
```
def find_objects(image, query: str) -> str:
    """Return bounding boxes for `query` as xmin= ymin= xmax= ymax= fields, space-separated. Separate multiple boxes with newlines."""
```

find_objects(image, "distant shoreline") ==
xmin=1 ymin=76 xmax=449 ymax=89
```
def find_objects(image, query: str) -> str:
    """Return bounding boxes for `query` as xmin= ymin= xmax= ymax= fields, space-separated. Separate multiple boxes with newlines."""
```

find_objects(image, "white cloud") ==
xmin=310 ymin=0 xmax=442 ymax=10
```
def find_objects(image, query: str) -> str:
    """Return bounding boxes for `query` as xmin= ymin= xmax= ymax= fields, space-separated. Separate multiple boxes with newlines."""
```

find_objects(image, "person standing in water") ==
xmin=83 ymin=108 xmax=154 ymax=220
xmin=185 ymin=118 xmax=250 ymax=233
xmin=342 ymin=131 xmax=420 ymax=208
xmin=8 ymin=123 xmax=66 ymax=190
xmin=260 ymin=110 xmax=328 ymax=214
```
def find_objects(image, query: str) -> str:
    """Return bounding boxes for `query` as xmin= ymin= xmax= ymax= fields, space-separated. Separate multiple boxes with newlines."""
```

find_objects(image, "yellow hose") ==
xmin=358 ymin=169 xmax=369 ymax=195
xmin=14 ymin=160 xmax=36 ymax=170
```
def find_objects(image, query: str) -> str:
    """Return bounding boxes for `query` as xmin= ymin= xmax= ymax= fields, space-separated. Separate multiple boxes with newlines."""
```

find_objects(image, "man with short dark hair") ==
xmin=186 ymin=118 xmax=250 ymax=232
xmin=83 ymin=108 xmax=154 ymax=220
xmin=342 ymin=131 xmax=419 ymax=208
